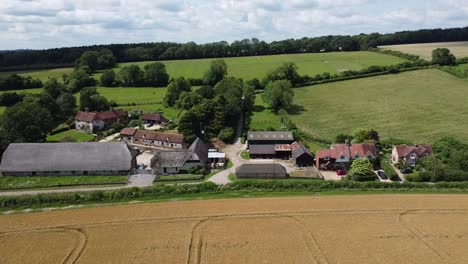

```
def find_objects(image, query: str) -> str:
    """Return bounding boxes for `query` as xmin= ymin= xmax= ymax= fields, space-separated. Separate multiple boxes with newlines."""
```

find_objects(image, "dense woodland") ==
xmin=1 ymin=27 xmax=467 ymax=71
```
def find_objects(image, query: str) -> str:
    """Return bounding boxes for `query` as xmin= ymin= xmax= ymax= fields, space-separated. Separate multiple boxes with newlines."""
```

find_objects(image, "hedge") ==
xmin=3 ymin=181 xmax=468 ymax=210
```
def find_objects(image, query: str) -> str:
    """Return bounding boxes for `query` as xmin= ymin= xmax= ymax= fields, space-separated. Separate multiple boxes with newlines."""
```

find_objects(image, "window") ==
xmin=340 ymin=155 xmax=345 ymax=159
xmin=83 ymin=171 xmax=88 ymax=175
xmin=324 ymin=156 xmax=330 ymax=161
xmin=367 ymin=155 xmax=373 ymax=159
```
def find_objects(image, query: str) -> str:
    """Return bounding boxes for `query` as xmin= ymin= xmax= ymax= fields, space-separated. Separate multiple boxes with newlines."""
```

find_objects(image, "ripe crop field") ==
xmin=380 ymin=41 xmax=468 ymax=60
xmin=289 ymin=69 xmax=468 ymax=143
xmin=1 ymin=195 xmax=468 ymax=263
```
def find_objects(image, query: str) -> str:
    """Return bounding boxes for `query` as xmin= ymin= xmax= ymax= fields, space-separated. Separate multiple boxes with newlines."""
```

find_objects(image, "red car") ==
xmin=336 ymin=170 xmax=347 ymax=176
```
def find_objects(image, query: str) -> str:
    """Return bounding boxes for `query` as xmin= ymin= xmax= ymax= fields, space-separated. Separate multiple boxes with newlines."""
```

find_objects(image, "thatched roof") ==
xmin=0 ymin=142 xmax=134 ymax=172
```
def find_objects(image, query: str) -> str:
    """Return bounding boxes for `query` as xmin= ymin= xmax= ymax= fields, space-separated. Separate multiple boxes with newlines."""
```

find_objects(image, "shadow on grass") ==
xmin=252 ymin=105 xmax=265 ymax=112
xmin=287 ymin=104 xmax=305 ymax=115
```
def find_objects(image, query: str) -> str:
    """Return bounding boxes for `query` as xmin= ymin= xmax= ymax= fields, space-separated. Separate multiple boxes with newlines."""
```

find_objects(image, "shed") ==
xmin=291 ymin=142 xmax=314 ymax=167
xmin=236 ymin=163 xmax=288 ymax=179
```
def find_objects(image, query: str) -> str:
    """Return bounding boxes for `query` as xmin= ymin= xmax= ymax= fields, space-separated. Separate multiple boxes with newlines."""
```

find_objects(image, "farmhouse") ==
xmin=75 ymin=109 xmax=127 ymax=133
xmin=0 ymin=142 xmax=136 ymax=176
xmin=247 ymin=131 xmax=294 ymax=159
xmin=142 ymin=113 xmax=169 ymax=126
xmin=291 ymin=142 xmax=314 ymax=167
xmin=316 ymin=143 xmax=377 ymax=170
xmin=236 ymin=163 xmax=288 ymax=179
xmin=150 ymin=138 xmax=209 ymax=175
xmin=391 ymin=144 xmax=433 ymax=166
xmin=120 ymin=128 xmax=184 ymax=149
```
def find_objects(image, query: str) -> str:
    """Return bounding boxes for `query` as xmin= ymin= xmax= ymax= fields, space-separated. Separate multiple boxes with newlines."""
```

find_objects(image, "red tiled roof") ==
xmin=142 ymin=113 xmax=168 ymax=122
xmin=394 ymin=144 xmax=433 ymax=158
xmin=316 ymin=144 xmax=377 ymax=160
xmin=75 ymin=111 xmax=96 ymax=122
xmin=75 ymin=109 xmax=127 ymax=122
xmin=132 ymin=129 xmax=184 ymax=144
xmin=274 ymin=144 xmax=292 ymax=151
xmin=120 ymin=128 xmax=137 ymax=136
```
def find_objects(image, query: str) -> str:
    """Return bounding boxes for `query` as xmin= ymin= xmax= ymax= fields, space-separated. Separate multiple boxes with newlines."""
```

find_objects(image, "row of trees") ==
xmin=100 ymin=62 xmax=169 ymax=87
xmin=2 ymin=27 xmax=468 ymax=70
xmin=0 ymin=74 xmax=42 ymax=91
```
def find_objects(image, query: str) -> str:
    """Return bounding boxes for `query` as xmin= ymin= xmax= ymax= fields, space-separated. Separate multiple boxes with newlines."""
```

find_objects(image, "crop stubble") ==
xmin=1 ymin=195 xmax=468 ymax=264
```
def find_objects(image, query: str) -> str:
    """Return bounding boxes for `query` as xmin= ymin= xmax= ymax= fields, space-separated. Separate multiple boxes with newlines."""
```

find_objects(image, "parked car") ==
xmin=377 ymin=170 xmax=388 ymax=180
xmin=400 ymin=168 xmax=413 ymax=174
xmin=336 ymin=170 xmax=347 ymax=176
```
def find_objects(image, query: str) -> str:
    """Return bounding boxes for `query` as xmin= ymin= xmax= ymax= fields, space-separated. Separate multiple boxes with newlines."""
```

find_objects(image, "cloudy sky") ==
xmin=1 ymin=0 xmax=467 ymax=50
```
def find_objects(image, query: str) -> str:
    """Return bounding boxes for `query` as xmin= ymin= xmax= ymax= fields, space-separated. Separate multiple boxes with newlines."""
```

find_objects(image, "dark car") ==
xmin=400 ymin=168 xmax=413 ymax=174
xmin=336 ymin=170 xmax=347 ymax=176
xmin=377 ymin=170 xmax=388 ymax=179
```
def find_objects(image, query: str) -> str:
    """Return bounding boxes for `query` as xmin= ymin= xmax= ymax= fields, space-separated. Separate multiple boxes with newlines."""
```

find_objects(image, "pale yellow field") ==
xmin=1 ymin=195 xmax=468 ymax=264
xmin=380 ymin=41 xmax=468 ymax=60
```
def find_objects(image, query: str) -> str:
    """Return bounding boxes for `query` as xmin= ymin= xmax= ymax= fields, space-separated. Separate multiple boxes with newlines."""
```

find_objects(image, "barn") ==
xmin=0 ymin=142 xmax=136 ymax=176
xmin=247 ymin=131 xmax=294 ymax=159
xmin=235 ymin=164 xmax=288 ymax=179
xmin=291 ymin=142 xmax=314 ymax=167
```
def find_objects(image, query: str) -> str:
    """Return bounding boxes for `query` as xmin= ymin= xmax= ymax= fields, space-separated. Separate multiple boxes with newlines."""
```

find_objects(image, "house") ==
xmin=150 ymin=138 xmax=209 ymax=175
xmin=0 ymin=142 xmax=136 ymax=176
xmin=291 ymin=142 xmax=314 ymax=167
xmin=75 ymin=109 xmax=127 ymax=133
xmin=236 ymin=164 xmax=288 ymax=179
xmin=247 ymin=131 xmax=294 ymax=159
xmin=391 ymin=144 xmax=433 ymax=166
xmin=142 ymin=113 xmax=169 ymax=126
xmin=316 ymin=143 xmax=377 ymax=170
xmin=208 ymin=148 xmax=226 ymax=168
xmin=120 ymin=128 xmax=184 ymax=149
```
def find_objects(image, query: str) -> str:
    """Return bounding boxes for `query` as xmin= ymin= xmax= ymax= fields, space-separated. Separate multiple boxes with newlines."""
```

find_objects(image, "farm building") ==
xmin=120 ymin=128 xmax=184 ymax=149
xmin=150 ymin=138 xmax=209 ymax=175
xmin=391 ymin=144 xmax=432 ymax=166
xmin=291 ymin=142 xmax=314 ymax=167
xmin=208 ymin=149 xmax=226 ymax=169
xmin=142 ymin=113 xmax=169 ymax=126
xmin=247 ymin=131 xmax=294 ymax=159
xmin=316 ymin=143 xmax=377 ymax=170
xmin=0 ymin=142 xmax=136 ymax=176
xmin=236 ymin=164 xmax=288 ymax=179
xmin=75 ymin=109 xmax=127 ymax=133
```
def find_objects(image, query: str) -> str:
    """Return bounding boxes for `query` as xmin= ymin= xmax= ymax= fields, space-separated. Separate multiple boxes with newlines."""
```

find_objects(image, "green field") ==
xmin=46 ymin=129 xmax=95 ymax=142
xmin=0 ymin=67 xmax=74 ymax=82
xmin=109 ymin=51 xmax=406 ymax=80
xmin=0 ymin=106 xmax=5 ymax=115
xmin=0 ymin=88 xmax=42 ymax=95
xmin=380 ymin=41 xmax=468 ymax=60
xmin=287 ymin=69 xmax=468 ymax=143
xmin=250 ymin=95 xmax=282 ymax=130
xmin=0 ymin=176 xmax=127 ymax=190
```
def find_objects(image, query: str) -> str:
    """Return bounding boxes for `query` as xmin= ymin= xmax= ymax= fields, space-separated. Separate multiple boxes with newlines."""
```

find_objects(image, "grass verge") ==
xmin=0 ymin=176 xmax=128 ymax=190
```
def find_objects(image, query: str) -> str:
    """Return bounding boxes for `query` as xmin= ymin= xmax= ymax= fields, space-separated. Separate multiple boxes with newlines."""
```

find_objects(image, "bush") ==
xmin=218 ymin=127 xmax=235 ymax=143
xmin=100 ymin=70 xmax=116 ymax=86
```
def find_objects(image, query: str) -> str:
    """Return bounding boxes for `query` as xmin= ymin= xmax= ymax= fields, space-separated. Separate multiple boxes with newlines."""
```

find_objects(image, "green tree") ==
xmin=100 ymin=70 xmax=116 ymax=87
xmin=65 ymin=68 xmax=96 ymax=93
xmin=335 ymin=133 xmax=353 ymax=143
xmin=118 ymin=65 xmax=144 ymax=86
xmin=348 ymin=158 xmax=376 ymax=181
xmin=263 ymin=62 xmax=301 ymax=85
xmin=77 ymin=51 xmax=99 ymax=72
xmin=0 ymin=101 xmax=54 ymax=142
xmin=262 ymin=80 xmax=294 ymax=112
xmin=353 ymin=128 xmax=379 ymax=143
xmin=56 ymin=93 xmax=77 ymax=119
xmin=79 ymin=87 xmax=110 ymax=112
xmin=218 ymin=127 xmax=235 ymax=143
xmin=177 ymin=110 xmax=199 ymax=142
xmin=144 ymin=62 xmax=169 ymax=87
xmin=196 ymin=85 xmax=215 ymax=99
xmin=97 ymin=49 xmax=117 ymax=69
xmin=432 ymin=48 xmax=457 ymax=66
xmin=203 ymin=59 xmax=228 ymax=85
xmin=43 ymin=78 xmax=68 ymax=99
xmin=164 ymin=77 xmax=192 ymax=107
xmin=176 ymin=91 xmax=203 ymax=110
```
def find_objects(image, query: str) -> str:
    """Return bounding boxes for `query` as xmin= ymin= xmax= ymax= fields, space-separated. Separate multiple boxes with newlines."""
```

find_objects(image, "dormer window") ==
xmin=340 ymin=155 xmax=345 ymax=159
xmin=410 ymin=153 xmax=417 ymax=159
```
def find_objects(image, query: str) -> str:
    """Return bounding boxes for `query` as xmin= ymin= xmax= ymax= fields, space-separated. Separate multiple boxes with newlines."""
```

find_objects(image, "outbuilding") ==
xmin=0 ymin=142 xmax=136 ymax=176
xmin=235 ymin=163 xmax=288 ymax=179
xmin=291 ymin=142 xmax=314 ymax=167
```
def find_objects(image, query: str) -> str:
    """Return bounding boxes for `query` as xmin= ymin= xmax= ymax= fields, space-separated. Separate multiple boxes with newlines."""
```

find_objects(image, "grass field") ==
xmin=250 ymin=95 xmax=282 ymax=130
xmin=380 ymin=41 xmax=468 ymax=60
xmin=46 ymin=129 xmax=95 ymax=142
xmin=0 ymin=107 xmax=5 ymax=115
xmin=0 ymin=68 xmax=74 ymax=82
xmin=288 ymin=69 xmax=468 ymax=143
xmin=0 ymin=176 xmax=127 ymax=190
xmin=2 ymin=195 xmax=468 ymax=263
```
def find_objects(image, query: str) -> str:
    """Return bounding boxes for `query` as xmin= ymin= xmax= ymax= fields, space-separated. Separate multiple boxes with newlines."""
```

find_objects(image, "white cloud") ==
xmin=0 ymin=0 xmax=467 ymax=49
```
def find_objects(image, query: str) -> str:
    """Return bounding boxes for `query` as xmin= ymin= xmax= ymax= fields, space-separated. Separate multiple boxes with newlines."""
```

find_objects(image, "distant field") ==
xmin=380 ymin=41 xmax=468 ymax=60
xmin=289 ymin=69 xmax=468 ymax=143
xmin=2 ymin=52 xmax=406 ymax=82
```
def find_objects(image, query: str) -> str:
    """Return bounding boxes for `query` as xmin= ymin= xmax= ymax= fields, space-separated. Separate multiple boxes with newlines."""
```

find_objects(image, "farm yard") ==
xmin=380 ymin=41 xmax=468 ymax=60
xmin=287 ymin=69 xmax=468 ymax=143
xmin=1 ymin=195 xmax=468 ymax=263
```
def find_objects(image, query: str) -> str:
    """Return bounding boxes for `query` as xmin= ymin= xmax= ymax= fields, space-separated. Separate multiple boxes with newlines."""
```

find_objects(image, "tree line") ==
xmin=2 ymin=27 xmax=468 ymax=70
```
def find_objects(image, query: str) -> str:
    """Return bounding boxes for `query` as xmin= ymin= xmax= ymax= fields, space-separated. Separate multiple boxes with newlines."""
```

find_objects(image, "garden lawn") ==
xmin=0 ymin=176 xmax=128 ymax=190
xmin=100 ymin=51 xmax=406 ymax=80
xmin=291 ymin=69 xmax=468 ymax=144
xmin=47 ymin=129 xmax=95 ymax=142
xmin=379 ymin=41 xmax=468 ymax=61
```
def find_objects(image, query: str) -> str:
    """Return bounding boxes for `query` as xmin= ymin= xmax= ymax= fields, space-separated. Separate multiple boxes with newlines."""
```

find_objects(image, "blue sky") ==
xmin=0 ymin=0 xmax=467 ymax=50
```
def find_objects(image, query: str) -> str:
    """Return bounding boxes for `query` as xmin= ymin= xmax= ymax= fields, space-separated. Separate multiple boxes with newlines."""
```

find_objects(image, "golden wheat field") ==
xmin=1 ymin=195 xmax=468 ymax=264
